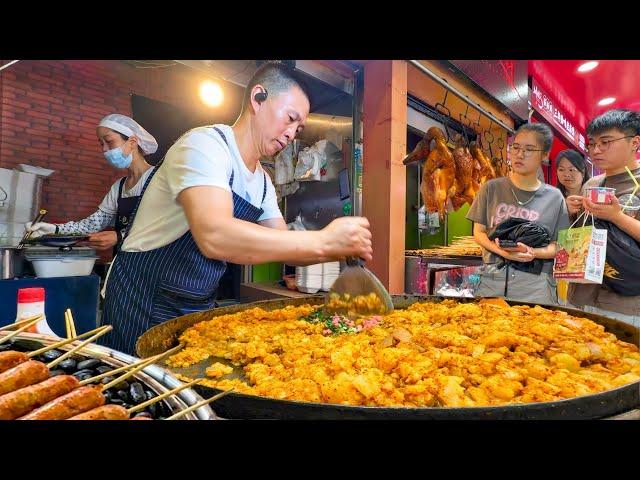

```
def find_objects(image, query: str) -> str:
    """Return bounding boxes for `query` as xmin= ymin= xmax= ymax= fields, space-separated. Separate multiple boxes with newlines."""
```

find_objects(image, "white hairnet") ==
xmin=98 ymin=114 xmax=158 ymax=155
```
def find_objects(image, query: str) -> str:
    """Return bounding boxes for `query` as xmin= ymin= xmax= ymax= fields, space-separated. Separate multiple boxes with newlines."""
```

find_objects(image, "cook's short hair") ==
xmin=242 ymin=62 xmax=311 ymax=113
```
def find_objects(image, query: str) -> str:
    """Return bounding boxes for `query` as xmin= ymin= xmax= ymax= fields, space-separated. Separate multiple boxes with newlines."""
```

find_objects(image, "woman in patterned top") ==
xmin=26 ymin=114 xmax=158 ymax=254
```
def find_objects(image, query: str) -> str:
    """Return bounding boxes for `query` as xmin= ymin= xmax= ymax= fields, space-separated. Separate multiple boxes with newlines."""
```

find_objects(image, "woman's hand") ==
xmin=87 ymin=231 xmax=118 ymax=250
xmin=24 ymin=222 xmax=56 ymax=238
xmin=566 ymin=195 xmax=584 ymax=215
xmin=494 ymin=239 xmax=535 ymax=263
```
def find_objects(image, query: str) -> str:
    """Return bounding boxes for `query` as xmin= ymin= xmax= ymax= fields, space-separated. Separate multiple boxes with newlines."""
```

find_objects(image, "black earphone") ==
xmin=254 ymin=88 xmax=268 ymax=103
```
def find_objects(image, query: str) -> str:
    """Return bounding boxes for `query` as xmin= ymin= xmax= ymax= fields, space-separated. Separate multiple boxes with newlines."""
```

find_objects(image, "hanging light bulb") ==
xmin=199 ymin=80 xmax=224 ymax=107
xmin=598 ymin=97 xmax=616 ymax=106
xmin=577 ymin=61 xmax=599 ymax=73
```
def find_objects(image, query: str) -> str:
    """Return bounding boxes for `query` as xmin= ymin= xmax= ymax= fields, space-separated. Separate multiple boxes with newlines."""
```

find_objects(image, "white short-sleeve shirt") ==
xmin=121 ymin=124 xmax=282 ymax=252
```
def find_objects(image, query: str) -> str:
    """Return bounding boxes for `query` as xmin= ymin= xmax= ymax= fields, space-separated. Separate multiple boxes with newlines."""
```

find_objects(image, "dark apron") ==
xmin=113 ymin=177 xmax=140 ymax=256
xmin=100 ymin=127 xmax=267 ymax=355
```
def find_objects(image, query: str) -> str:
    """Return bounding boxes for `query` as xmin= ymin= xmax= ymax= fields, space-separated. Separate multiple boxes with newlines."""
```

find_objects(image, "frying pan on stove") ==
xmin=136 ymin=295 xmax=640 ymax=420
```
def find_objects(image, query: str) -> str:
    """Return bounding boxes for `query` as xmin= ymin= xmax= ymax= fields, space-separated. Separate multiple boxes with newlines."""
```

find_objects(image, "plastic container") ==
xmin=619 ymin=193 xmax=640 ymax=215
xmin=25 ymin=246 xmax=97 ymax=278
xmin=586 ymin=187 xmax=616 ymax=204
xmin=27 ymin=257 xmax=97 ymax=278
xmin=321 ymin=261 xmax=340 ymax=291
xmin=15 ymin=287 xmax=56 ymax=336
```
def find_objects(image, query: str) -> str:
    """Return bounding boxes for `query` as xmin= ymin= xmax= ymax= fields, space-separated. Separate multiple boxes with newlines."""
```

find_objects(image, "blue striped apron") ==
xmin=99 ymin=127 xmax=267 ymax=355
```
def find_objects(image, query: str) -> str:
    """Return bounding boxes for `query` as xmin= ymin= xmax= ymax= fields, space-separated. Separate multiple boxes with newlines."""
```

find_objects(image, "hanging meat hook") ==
xmin=483 ymin=118 xmax=495 ymax=149
xmin=435 ymin=90 xmax=453 ymax=143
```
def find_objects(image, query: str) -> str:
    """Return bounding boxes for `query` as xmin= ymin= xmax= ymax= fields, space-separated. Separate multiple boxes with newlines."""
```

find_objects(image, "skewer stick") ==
xmin=100 ymin=344 xmax=184 ymax=391
xmin=165 ymin=388 xmax=235 ymax=420
xmin=0 ymin=314 xmax=44 ymax=333
xmin=66 ymin=309 xmax=77 ymax=338
xmin=29 ymin=325 xmax=115 ymax=357
xmin=0 ymin=315 xmax=43 ymax=345
xmin=65 ymin=312 xmax=71 ymax=340
xmin=78 ymin=354 xmax=161 ymax=386
xmin=65 ymin=310 xmax=77 ymax=339
xmin=78 ymin=343 xmax=184 ymax=386
xmin=47 ymin=325 xmax=112 ymax=368
xmin=128 ymin=378 xmax=201 ymax=414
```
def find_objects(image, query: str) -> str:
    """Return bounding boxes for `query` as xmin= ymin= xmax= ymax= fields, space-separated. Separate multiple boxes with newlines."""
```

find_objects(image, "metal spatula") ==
xmin=325 ymin=257 xmax=394 ymax=317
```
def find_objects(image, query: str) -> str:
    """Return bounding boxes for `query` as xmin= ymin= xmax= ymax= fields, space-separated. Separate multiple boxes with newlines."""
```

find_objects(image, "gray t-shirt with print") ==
xmin=466 ymin=176 xmax=570 ymax=274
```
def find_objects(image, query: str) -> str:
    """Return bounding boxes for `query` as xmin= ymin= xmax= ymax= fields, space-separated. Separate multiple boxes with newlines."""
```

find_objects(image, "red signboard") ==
xmin=531 ymin=78 xmax=587 ymax=154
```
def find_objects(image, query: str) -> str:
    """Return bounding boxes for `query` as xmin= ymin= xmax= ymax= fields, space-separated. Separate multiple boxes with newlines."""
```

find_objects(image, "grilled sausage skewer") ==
xmin=68 ymin=404 xmax=129 ymax=420
xmin=19 ymin=344 xmax=183 ymax=420
xmin=0 ymin=351 xmax=30 ymax=374
xmin=1 ymin=357 xmax=168 ymax=420
xmin=0 ymin=325 xmax=117 ymax=374
xmin=69 ymin=378 xmax=201 ymax=420
xmin=19 ymin=385 xmax=105 ymax=420
xmin=0 ymin=375 xmax=79 ymax=420
xmin=0 ymin=360 xmax=50 ymax=396
xmin=0 ymin=327 xmax=111 ymax=398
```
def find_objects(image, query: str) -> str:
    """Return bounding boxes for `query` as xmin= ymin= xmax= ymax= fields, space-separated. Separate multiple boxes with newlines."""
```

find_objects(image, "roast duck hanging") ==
xmin=404 ymin=126 xmax=502 ymax=219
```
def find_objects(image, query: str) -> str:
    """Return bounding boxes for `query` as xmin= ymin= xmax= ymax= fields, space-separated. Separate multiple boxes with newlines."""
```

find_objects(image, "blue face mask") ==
xmin=104 ymin=146 xmax=133 ymax=169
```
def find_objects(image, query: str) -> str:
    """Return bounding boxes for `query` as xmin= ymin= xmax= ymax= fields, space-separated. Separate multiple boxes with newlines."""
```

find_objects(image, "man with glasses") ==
xmin=567 ymin=109 xmax=640 ymax=326
xmin=466 ymin=122 xmax=569 ymax=304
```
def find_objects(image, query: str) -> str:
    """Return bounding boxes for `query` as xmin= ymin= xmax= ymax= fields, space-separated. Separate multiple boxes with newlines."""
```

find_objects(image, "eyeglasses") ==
xmin=585 ymin=135 xmax=635 ymax=153
xmin=510 ymin=144 xmax=544 ymax=157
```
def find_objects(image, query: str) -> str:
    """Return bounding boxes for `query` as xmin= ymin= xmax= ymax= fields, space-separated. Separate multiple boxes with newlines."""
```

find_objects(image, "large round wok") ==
xmin=136 ymin=295 xmax=640 ymax=419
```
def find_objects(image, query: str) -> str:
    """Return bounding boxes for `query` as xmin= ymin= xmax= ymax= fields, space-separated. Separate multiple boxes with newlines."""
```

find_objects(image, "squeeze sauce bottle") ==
xmin=15 ymin=287 xmax=57 ymax=337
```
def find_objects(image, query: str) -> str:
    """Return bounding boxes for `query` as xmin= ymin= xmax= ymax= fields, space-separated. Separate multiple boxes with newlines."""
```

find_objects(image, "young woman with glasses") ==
xmin=466 ymin=122 xmax=570 ymax=304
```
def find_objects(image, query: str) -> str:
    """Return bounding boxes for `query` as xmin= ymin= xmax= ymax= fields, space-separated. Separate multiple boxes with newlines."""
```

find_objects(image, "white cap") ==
xmin=98 ymin=113 xmax=158 ymax=155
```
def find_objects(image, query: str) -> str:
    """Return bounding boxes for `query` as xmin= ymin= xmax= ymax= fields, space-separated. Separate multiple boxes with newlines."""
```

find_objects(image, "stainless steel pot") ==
xmin=0 ymin=246 xmax=29 ymax=279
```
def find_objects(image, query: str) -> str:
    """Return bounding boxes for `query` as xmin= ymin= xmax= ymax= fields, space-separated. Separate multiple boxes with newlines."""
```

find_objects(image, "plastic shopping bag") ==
xmin=553 ymin=212 xmax=607 ymax=284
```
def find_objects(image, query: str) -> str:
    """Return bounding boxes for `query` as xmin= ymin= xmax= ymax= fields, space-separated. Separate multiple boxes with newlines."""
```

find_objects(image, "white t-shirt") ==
xmin=98 ymin=167 xmax=155 ymax=215
xmin=121 ymin=124 xmax=282 ymax=252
